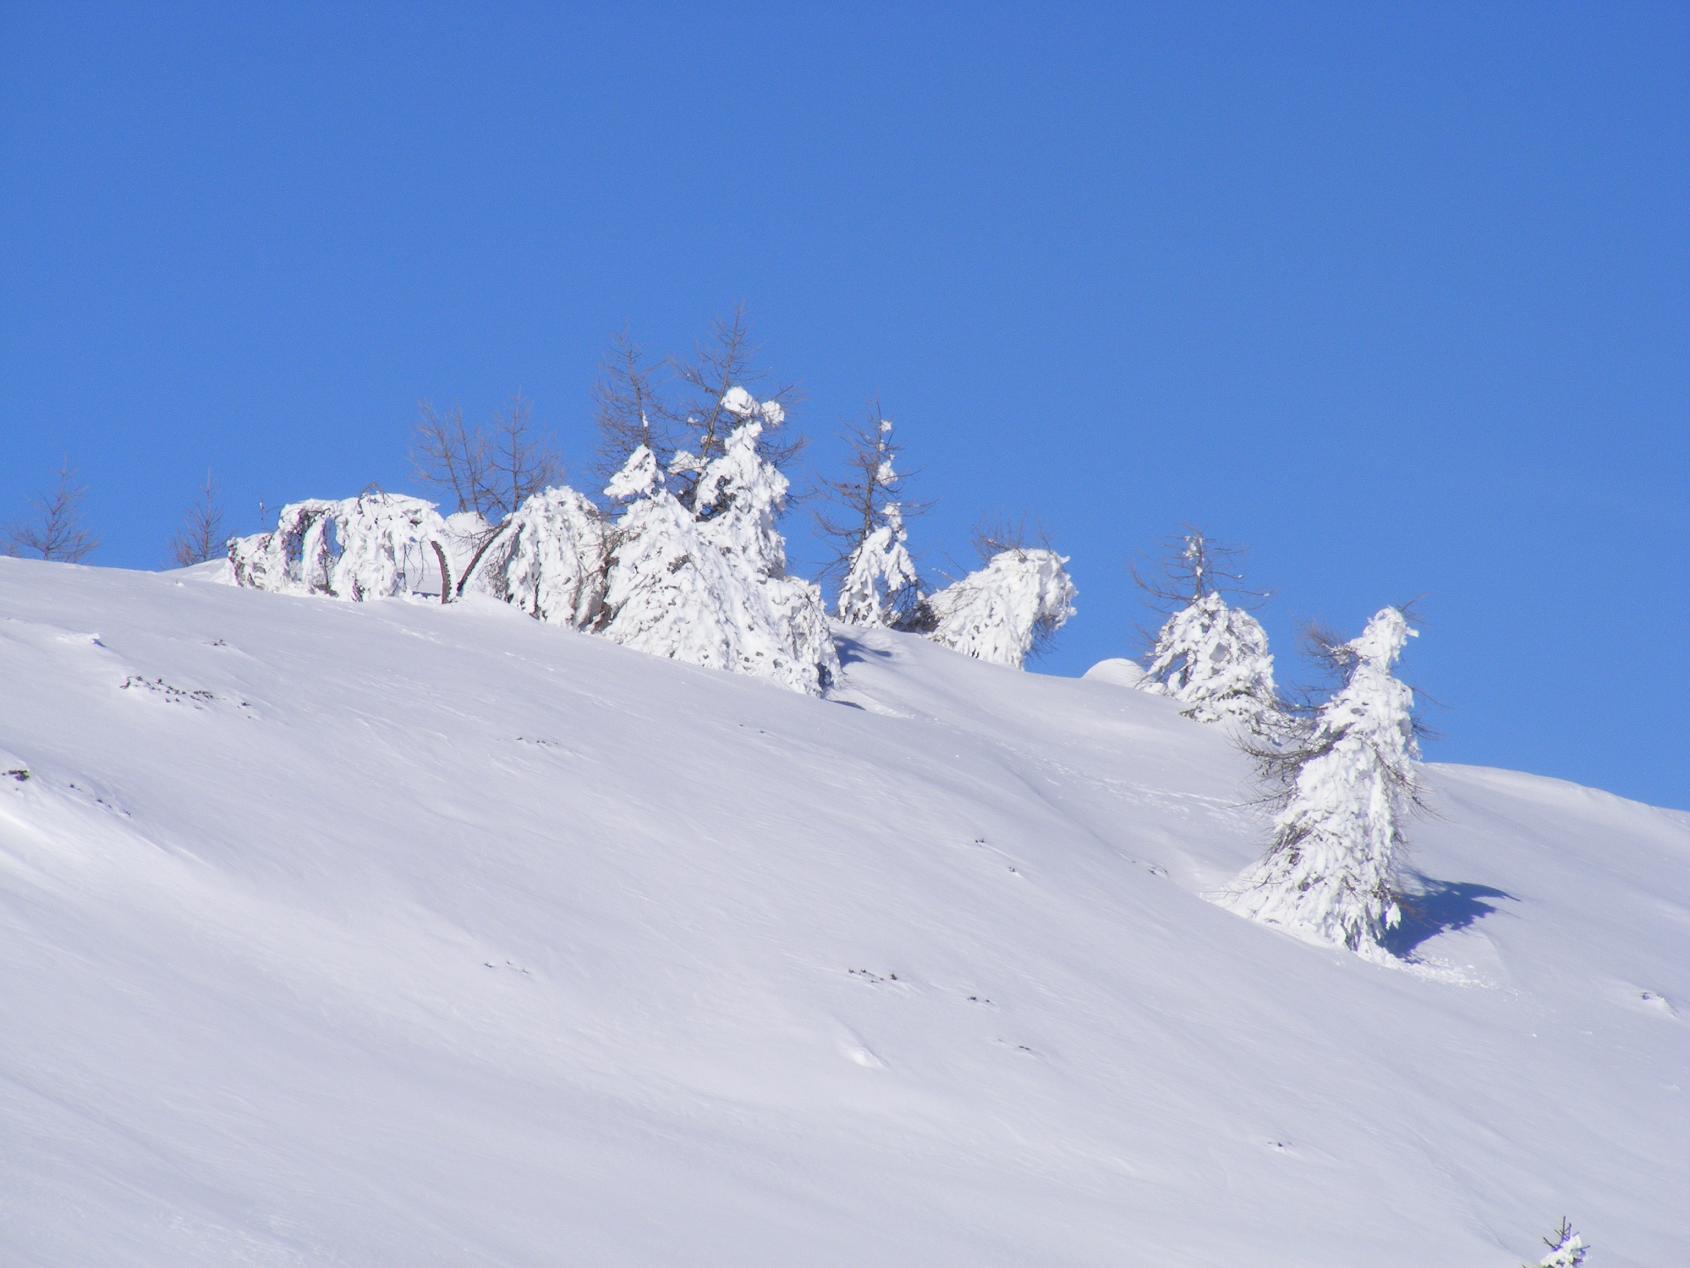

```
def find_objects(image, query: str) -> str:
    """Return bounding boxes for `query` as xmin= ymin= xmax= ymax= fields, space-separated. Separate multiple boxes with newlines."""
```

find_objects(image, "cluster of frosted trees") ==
xmin=815 ymin=409 xmax=1074 ymax=665
xmin=223 ymin=309 xmax=1421 ymax=965
xmin=1131 ymin=531 xmax=1424 ymax=961
xmin=229 ymin=387 xmax=839 ymax=692
xmin=229 ymin=319 xmax=1076 ymax=696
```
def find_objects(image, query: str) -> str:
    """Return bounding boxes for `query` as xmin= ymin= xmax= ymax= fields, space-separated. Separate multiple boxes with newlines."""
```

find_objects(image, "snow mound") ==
xmin=1082 ymin=656 xmax=1146 ymax=687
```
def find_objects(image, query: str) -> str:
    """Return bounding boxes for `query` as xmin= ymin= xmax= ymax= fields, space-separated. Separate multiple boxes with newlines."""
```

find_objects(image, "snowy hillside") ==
xmin=1 ymin=558 xmax=1685 ymax=1266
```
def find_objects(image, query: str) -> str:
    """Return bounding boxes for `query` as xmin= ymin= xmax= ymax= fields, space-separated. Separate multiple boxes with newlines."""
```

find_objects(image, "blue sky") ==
xmin=4 ymin=2 xmax=1686 ymax=808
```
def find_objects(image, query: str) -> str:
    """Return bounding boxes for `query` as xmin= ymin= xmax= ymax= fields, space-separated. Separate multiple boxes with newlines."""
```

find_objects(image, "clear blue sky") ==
xmin=4 ymin=2 xmax=1686 ymax=809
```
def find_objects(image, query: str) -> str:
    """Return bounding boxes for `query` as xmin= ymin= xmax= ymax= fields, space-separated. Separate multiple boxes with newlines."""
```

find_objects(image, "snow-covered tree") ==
xmin=820 ymin=412 xmax=922 ymax=628
xmin=229 ymin=493 xmax=450 ymax=601
xmin=1221 ymin=606 xmax=1422 ymax=957
xmin=1529 ymin=1219 xmax=1588 ymax=1267
xmin=598 ymin=395 xmax=838 ymax=696
xmin=922 ymin=546 xmax=1076 ymax=670
xmin=666 ymin=306 xmax=801 ymax=512
xmin=1138 ymin=532 xmax=1281 ymax=734
xmin=692 ymin=388 xmax=793 ymax=576
xmin=837 ymin=502 xmax=919 ymax=627
xmin=463 ymin=487 xmax=608 ymax=628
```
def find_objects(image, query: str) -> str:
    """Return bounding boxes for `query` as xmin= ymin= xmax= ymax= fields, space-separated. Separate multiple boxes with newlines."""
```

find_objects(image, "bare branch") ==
xmin=409 ymin=395 xmax=562 ymax=521
xmin=971 ymin=514 xmax=1053 ymax=563
xmin=7 ymin=461 xmax=97 ymax=562
xmin=1132 ymin=527 xmax=1264 ymax=611
xmin=169 ymin=470 xmax=226 ymax=566
xmin=487 ymin=393 xmax=562 ymax=518
xmin=409 ymin=402 xmax=488 ymax=515
xmin=593 ymin=331 xmax=677 ymax=486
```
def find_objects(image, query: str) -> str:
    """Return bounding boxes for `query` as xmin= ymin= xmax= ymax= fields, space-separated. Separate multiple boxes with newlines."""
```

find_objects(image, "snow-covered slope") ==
xmin=1 ymin=558 xmax=1684 ymax=1266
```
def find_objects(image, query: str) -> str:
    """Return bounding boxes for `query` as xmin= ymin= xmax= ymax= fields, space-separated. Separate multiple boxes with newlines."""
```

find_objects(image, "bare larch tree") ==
xmin=409 ymin=393 xmax=563 ymax=522
xmin=593 ymin=331 xmax=676 ymax=487
xmin=169 ymin=470 xmax=227 ymax=566
xmin=7 ymin=461 xmax=98 ymax=562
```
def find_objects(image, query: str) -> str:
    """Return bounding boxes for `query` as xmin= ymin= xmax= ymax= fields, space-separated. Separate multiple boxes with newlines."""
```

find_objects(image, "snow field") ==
xmin=0 ymin=558 xmax=1685 ymax=1266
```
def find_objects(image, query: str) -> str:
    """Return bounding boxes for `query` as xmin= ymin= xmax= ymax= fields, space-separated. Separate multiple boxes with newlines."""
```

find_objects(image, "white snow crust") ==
xmin=1 ymin=558 xmax=1685 ymax=1266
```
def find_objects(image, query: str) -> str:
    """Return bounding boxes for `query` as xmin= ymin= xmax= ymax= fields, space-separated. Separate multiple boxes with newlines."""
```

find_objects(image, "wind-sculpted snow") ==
xmin=1 ymin=558 xmax=1685 ymax=1266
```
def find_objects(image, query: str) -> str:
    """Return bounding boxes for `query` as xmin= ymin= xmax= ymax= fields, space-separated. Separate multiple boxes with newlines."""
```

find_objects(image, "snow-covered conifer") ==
xmin=692 ymin=388 xmax=792 ymax=577
xmin=666 ymin=306 xmax=800 ymax=511
xmin=463 ymin=487 xmax=608 ymax=628
xmin=821 ymin=413 xmax=921 ymax=628
xmin=1138 ymin=532 xmax=1281 ymax=735
xmin=837 ymin=502 xmax=919 ymax=627
xmin=1529 ymin=1219 xmax=1588 ymax=1267
xmin=229 ymin=493 xmax=449 ymax=601
xmin=923 ymin=547 xmax=1076 ymax=670
xmin=599 ymin=416 xmax=838 ymax=696
xmin=1221 ymin=606 xmax=1422 ymax=957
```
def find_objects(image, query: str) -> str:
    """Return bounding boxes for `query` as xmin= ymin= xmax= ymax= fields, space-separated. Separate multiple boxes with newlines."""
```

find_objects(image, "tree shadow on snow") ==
xmin=1385 ymin=877 xmax=1517 ymax=957
xmin=834 ymin=635 xmax=894 ymax=668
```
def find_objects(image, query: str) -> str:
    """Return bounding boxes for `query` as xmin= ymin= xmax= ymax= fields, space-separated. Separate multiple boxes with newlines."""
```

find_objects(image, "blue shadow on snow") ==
xmin=1384 ymin=877 xmax=1516 ymax=957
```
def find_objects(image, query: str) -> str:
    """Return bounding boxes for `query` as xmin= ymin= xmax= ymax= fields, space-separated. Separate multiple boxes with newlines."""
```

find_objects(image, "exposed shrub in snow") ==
xmin=598 ymin=399 xmax=838 ymax=696
xmin=1137 ymin=531 xmax=1282 ymax=735
xmin=1221 ymin=606 xmax=1421 ymax=957
xmin=461 ymin=487 xmax=608 ymax=628
xmin=921 ymin=547 xmax=1076 ymax=670
xmin=229 ymin=494 xmax=449 ymax=601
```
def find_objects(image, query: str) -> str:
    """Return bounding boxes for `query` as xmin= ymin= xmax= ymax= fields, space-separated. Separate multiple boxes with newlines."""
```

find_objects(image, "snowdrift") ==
xmin=1 ymin=557 xmax=1684 ymax=1266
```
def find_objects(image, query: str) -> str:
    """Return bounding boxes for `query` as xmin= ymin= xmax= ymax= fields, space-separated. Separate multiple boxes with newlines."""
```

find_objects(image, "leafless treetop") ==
xmin=7 ymin=461 xmax=98 ymax=562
